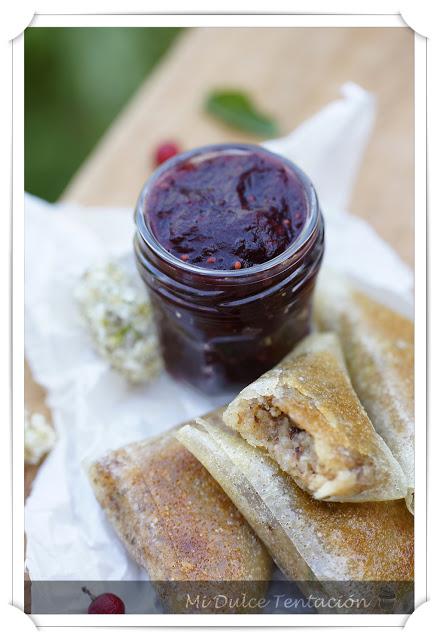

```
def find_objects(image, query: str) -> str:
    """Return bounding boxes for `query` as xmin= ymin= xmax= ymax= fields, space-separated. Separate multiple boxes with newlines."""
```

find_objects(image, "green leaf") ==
xmin=205 ymin=90 xmax=279 ymax=137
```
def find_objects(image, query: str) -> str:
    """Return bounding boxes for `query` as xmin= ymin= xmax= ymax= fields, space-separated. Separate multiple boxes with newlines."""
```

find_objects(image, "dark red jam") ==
xmin=134 ymin=144 xmax=324 ymax=395
xmin=146 ymin=151 xmax=307 ymax=270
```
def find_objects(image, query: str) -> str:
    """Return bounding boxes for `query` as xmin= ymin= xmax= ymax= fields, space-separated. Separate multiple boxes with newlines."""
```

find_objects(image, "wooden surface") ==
xmin=64 ymin=27 xmax=414 ymax=265
xmin=25 ymin=26 xmax=414 ymax=488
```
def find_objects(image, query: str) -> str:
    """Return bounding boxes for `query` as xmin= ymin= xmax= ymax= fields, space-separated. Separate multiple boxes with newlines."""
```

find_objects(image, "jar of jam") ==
xmin=134 ymin=143 xmax=324 ymax=395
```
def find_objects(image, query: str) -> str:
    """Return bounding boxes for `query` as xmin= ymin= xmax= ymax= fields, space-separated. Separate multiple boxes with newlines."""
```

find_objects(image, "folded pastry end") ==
xmin=223 ymin=332 xmax=407 ymax=503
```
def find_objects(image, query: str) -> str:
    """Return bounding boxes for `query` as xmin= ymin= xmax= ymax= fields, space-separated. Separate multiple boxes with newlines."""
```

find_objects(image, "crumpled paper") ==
xmin=24 ymin=83 xmax=413 ymax=585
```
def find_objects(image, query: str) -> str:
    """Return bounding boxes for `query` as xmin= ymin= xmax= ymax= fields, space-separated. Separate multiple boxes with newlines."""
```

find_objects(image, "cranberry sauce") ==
xmin=145 ymin=150 xmax=307 ymax=270
xmin=134 ymin=144 xmax=324 ymax=395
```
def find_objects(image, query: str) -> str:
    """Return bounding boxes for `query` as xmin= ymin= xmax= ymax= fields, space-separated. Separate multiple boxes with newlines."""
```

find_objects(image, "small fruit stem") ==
xmin=82 ymin=586 xmax=96 ymax=601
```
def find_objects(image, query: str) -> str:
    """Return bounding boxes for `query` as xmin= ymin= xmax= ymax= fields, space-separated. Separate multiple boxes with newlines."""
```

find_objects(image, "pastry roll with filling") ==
xmin=314 ymin=273 xmax=414 ymax=513
xmin=222 ymin=332 xmax=407 ymax=502
xmin=88 ymin=429 xmax=272 ymax=612
xmin=177 ymin=416 xmax=414 ymax=583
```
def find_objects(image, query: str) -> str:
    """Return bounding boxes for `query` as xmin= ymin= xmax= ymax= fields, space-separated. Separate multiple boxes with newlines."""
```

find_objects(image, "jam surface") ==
xmin=145 ymin=150 xmax=307 ymax=270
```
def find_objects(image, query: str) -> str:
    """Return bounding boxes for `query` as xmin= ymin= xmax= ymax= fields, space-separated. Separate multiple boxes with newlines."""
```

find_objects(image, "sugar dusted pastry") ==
xmin=314 ymin=273 xmax=414 ymax=513
xmin=177 ymin=416 xmax=414 ymax=582
xmin=223 ymin=332 xmax=407 ymax=502
xmin=88 ymin=429 xmax=271 ymax=611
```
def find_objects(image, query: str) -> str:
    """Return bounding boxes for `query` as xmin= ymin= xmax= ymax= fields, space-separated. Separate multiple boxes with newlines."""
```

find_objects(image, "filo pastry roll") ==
xmin=176 ymin=416 xmax=414 ymax=583
xmin=222 ymin=332 xmax=407 ymax=502
xmin=314 ymin=274 xmax=414 ymax=513
xmin=88 ymin=429 xmax=272 ymax=611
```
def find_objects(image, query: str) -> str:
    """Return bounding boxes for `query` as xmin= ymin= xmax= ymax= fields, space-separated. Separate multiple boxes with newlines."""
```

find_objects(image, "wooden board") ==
xmin=25 ymin=25 xmax=414 ymax=489
xmin=64 ymin=27 xmax=414 ymax=265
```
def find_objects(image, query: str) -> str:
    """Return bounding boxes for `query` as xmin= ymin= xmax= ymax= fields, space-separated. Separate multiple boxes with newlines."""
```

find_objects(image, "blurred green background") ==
xmin=25 ymin=27 xmax=182 ymax=202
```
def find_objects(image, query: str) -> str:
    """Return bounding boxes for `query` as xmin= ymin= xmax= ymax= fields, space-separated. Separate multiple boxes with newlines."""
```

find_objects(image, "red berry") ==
xmin=154 ymin=141 xmax=180 ymax=166
xmin=88 ymin=593 xmax=125 ymax=615
xmin=82 ymin=587 xmax=125 ymax=614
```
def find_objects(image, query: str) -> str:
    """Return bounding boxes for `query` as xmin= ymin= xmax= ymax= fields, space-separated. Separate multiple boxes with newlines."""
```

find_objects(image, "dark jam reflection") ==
xmin=145 ymin=150 xmax=307 ymax=270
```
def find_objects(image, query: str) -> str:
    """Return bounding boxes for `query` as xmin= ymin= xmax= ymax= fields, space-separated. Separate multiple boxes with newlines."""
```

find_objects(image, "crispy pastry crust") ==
xmin=87 ymin=428 xmax=272 ymax=585
xmin=177 ymin=416 xmax=414 ymax=582
xmin=223 ymin=332 xmax=407 ymax=502
xmin=315 ymin=274 xmax=414 ymax=512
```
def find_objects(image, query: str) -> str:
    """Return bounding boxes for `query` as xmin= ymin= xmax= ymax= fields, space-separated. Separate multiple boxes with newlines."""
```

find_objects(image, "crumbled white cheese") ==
xmin=75 ymin=258 xmax=162 ymax=383
xmin=24 ymin=411 xmax=56 ymax=465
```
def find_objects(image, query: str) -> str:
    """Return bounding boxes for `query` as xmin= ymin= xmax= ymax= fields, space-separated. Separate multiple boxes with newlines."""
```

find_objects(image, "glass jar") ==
xmin=134 ymin=144 xmax=324 ymax=395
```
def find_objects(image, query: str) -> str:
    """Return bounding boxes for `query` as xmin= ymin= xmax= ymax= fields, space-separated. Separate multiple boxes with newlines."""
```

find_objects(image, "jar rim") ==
xmin=135 ymin=143 xmax=321 ymax=279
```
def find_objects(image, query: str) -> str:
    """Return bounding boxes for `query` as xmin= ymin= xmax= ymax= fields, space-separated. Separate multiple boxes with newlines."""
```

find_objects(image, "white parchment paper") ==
xmin=24 ymin=83 xmax=413 ymax=585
